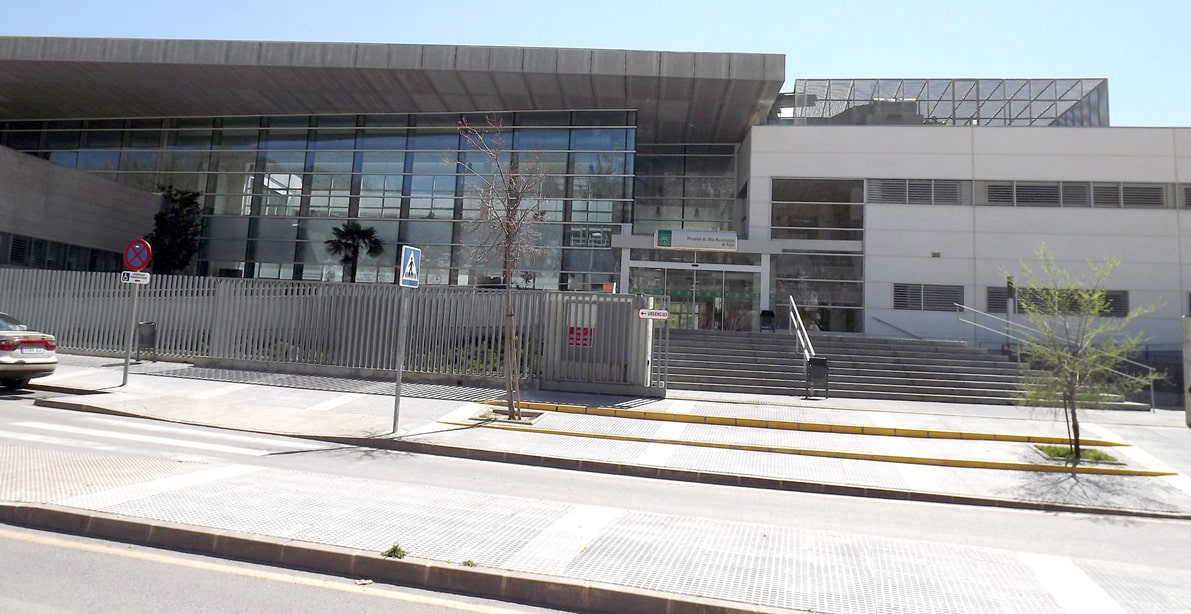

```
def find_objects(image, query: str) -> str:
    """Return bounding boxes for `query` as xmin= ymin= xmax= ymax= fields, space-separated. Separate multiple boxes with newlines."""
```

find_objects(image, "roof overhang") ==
xmin=0 ymin=37 xmax=785 ymax=144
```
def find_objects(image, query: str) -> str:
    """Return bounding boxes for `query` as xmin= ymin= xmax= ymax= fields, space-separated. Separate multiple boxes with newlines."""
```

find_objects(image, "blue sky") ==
xmin=3 ymin=0 xmax=1188 ymax=127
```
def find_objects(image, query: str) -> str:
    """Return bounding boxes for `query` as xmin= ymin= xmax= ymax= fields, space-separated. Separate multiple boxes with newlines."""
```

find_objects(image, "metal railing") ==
xmin=787 ymin=295 xmax=817 ymax=361
xmin=0 ymin=269 xmax=666 ymax=393
xmin=870 ymin=316 xmax=922 ymax=340
xmin=955 ymin=303 xmax=1156 ymax=410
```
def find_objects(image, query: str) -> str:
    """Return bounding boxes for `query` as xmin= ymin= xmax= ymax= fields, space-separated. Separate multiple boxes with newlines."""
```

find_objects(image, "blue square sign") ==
xmin=399 ymin=246 xmax=421 ymax=288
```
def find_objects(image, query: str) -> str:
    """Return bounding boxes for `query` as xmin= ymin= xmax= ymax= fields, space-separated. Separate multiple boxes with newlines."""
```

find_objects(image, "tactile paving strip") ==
xmin=566 ymin=512 xmax=1063 ymax=613
xmin=1080 ymin=559 xmax=1191 ymax=614
xmin=0 ymin=444 xmax=212 ymax=503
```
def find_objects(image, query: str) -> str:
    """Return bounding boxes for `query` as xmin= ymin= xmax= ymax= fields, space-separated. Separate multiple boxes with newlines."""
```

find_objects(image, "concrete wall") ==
xmin=746 ymin=125 xmax=1191 ymax=348
xmin=0 ymin=145 xmax=158 ymax=252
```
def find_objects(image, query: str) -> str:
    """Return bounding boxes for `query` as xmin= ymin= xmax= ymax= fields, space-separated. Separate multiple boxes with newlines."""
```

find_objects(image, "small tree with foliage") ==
xmin=458 ymin=116 xmax=549 ymax=420
xmin=145 ymin=186 xmax=203 ymax=275
xmin=1013 ymin=245 xmax=1160 ymax=462
xmin=324 ymin=221 xmax=385 ymax=283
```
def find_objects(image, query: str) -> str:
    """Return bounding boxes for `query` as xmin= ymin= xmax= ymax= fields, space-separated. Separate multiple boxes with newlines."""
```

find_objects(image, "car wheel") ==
xmin=1 ymin=379 xmax=30 ymax=391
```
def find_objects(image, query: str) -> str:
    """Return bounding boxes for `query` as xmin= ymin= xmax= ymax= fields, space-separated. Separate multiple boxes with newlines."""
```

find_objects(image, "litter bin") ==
xmin=759 ymin=310 xmax=775 ymax=332
xmin=805 ymin=356 xmax=828 ymax=399
xmin=136 ymin=321 xmax=157 ymax=362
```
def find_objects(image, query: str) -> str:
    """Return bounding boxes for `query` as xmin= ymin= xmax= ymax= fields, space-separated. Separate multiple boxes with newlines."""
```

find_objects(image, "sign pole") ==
xmin=392 ymin=286 xmax=411 ymax=433
xmin=120 ymin=238 xmax=152 ymax=387
xmin=392 ymin=245 xmax=422 ymax=434
xmin=122 ymin=283 xmax=139 ymax=386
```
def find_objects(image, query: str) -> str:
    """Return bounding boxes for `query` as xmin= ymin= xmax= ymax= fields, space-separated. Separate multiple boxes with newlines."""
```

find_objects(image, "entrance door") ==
xmin=629 ymin=266 xmax=760 ymax=331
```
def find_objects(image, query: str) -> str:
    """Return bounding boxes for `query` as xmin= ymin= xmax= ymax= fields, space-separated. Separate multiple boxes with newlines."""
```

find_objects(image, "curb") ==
xmin=322 ymin=436 xmax=1191 ymax=521
xmin=495 ymin=400 xmax=1128 ymax=447
xmin=0 ymin=503 xmax=786 ymax=614
xmin=31 ymin=397 xmax=1191 ymax=520
xmin=442 ymin=417 xmax=1172 ymax=477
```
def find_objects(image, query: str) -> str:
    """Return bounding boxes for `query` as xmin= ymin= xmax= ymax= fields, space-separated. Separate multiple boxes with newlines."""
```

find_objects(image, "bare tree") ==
xmin=458 ymin=116 xmax=549 ymax=420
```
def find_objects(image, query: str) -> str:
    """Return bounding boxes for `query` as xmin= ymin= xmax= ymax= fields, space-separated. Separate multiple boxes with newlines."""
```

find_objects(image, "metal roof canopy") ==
xmin=0 ymin=37 xmax=785 ymax=144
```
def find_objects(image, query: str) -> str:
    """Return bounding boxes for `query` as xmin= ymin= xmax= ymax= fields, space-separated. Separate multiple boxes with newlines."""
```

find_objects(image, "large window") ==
xmin=771 ymin=178 xmax=864 ymax=241
xmin=1 ymin=112 xmax=636 ymax=286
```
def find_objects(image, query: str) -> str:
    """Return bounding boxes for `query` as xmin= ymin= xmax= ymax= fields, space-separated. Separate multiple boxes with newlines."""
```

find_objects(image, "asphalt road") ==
xmin=3 ymin=397 xmax=1189 ymax=576
xmin=0 ymin=524 xmax=568 ymax=614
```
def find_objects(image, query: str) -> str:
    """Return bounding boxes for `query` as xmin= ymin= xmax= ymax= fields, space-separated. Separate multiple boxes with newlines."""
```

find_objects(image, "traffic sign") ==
xmin=638 ymin=308 xmax=670 ymax=321
xmin=123 ymin=239 xmax=152 ymax=272
xmin=120 ymin=271 xmax=151 ymax=285
xmin=399 ymin=246 xmax=421 ymax=288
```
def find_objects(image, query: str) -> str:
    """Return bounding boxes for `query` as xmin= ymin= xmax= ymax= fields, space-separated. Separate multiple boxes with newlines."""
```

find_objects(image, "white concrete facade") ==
xmin=743 ymin=126 xmax=1191 ymax=349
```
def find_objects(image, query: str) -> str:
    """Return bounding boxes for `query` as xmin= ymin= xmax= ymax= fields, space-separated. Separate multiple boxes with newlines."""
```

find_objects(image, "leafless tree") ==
xmin=458 ymin=116 xmax=549 ymax=419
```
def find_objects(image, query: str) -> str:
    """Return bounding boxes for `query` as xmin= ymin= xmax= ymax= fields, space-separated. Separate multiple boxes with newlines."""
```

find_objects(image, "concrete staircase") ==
xmin=663 ymin=329 xmax=1025 ymax=404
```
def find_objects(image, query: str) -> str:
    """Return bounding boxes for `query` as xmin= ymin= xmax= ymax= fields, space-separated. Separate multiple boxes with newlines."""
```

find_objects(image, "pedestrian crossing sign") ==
xmin=399 ymin=246 xmax=421 ymax=288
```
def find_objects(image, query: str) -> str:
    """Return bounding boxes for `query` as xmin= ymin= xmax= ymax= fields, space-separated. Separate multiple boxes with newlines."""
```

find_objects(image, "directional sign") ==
xmin=638 ymin=308 xmax=670 ymax=321
xmin=123 ymin=239 xmax=152 ymax=272
xmin=120 ymin=271 xmax=151 ymax=285
xmin=399 ymin=246 xmax=422 ymax=288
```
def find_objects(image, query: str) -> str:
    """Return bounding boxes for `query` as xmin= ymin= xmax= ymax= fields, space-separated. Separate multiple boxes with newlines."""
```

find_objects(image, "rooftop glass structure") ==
xmin=773 ymin=78 xmax=1109 ymax=126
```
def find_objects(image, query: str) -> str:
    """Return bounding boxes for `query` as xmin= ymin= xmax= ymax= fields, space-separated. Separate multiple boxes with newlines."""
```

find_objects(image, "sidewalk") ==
xmin=5 ymin=354 xmax=1191 ymax=613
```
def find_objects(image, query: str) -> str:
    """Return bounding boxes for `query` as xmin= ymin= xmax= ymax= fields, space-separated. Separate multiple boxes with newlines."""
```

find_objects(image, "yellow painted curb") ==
xmin=476 ymin=400 xmax=1126 ymax=447
xmin=443 ymin=418 xmax=1173 ymax=477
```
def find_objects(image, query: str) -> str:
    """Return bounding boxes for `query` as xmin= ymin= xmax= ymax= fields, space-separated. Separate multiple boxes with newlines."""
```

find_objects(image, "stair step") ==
xmin=661 ymin=330 xmax=1025 ymax=405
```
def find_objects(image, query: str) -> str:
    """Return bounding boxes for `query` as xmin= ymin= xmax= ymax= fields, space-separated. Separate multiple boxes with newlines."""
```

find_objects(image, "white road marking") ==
xmin=186 ymin=383 xmax=250 ymax=399
xmin=37 ymin=368 xmax=106 ymax=382
xmin=15 ymin=422 xmax=278 ymax=456
xmin=56 ymin=464 xmax=265 ymax=508
xmin=0 ymin=429 xmax=125 ymax=453
xmin=1018 ymin=552 xmax=1127 ymax=614
xmin=77 ymin=417 xmax=327 ymax=449
xmin=503 ymin=505 xmax=624 ymax=574
xmin=305 ymin=393 xmax=364 ymax=412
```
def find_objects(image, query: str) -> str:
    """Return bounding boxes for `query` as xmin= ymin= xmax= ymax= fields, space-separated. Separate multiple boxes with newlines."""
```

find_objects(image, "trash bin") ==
xmin=805 ymin=356 xmax=828 ymax=399
xmin=136 ymin=321 xmax=157 ymax=362
xmin=759 ymin=310 xmax=775 ymax=332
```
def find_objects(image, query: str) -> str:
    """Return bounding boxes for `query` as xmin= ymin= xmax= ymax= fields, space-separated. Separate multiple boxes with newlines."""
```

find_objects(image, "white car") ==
xmin=0 ymin=312 xmax=57 ymax=390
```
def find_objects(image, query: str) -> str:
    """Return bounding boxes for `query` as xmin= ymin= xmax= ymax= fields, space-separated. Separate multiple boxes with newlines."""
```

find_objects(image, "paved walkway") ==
xmin=3 ymin=354 xmax=1191 ymax=613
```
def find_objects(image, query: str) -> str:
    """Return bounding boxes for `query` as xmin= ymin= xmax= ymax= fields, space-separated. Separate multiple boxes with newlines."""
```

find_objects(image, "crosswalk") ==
xmin=0 ymin=414 xmax=333 ymax=461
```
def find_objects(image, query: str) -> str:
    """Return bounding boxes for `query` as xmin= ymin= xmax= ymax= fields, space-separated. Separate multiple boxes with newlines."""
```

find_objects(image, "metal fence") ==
xmin=0 ymin=269 xmax=668 ymax=395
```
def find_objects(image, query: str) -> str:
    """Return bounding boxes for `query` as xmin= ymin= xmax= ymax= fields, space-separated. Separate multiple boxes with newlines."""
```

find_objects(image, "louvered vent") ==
xmin=1122 ymin=185 xmax=1166 ymax=208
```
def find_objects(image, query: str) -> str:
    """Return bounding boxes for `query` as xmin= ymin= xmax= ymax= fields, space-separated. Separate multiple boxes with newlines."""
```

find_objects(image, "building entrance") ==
xmin=629 ymin=265 xmax=761 ymax=331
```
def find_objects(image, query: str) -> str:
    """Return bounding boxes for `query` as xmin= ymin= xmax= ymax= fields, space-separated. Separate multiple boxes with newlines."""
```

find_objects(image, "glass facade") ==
xmin=0 ymin=111 xmax=635 ymax=289
xmin=633 ymin=144 xmax=739 ymax=236
xmin=773 ymin=79 xmax=1110 ymax=127
xmin=768 ymin=178 xmax=866 ymax=333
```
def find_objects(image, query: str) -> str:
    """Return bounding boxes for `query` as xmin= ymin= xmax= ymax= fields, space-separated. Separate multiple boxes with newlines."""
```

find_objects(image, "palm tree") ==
xmin=324 ymin=221 xmax=385 ymax=283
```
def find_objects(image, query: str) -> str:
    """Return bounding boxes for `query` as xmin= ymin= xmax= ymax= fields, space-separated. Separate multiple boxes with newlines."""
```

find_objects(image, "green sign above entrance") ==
xmin=653 ymin=229 xmax=737 ymax=252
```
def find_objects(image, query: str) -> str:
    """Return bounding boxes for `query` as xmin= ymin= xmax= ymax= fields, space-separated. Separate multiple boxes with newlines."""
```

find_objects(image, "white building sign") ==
xmin=654 ymin=230 xmax=738 ymax=252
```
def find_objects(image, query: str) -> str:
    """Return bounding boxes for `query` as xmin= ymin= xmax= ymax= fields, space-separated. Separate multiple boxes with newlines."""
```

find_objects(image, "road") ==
xmin=0 ymin=524 xmax=566 ymax=613
xmin=2 ymin=398 xmax=1187 ymax=572
xmin=3 ymin=391 xmax=1191 ymax=613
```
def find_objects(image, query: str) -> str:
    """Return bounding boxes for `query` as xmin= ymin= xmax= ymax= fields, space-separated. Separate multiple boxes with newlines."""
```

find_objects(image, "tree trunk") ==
xmin=1070 ymin=403 xmax=1082 ymax=464
xmin=1066 ymin=380 xmax=1081 ymax=465
xmin=503 ymin=248 xmax=520 ymax=420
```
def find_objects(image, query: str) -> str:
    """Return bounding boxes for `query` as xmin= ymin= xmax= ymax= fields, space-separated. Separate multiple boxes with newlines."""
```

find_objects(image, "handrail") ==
xmin=870 ymin=316 xmax=922 ymax=340
xmin=788 ymin=294 xmax=820 ymax=399
xmin=787 ymin=295 xmax=816 ymax=361
xmin=954 ymin=303 xmax=1156 ymax=410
